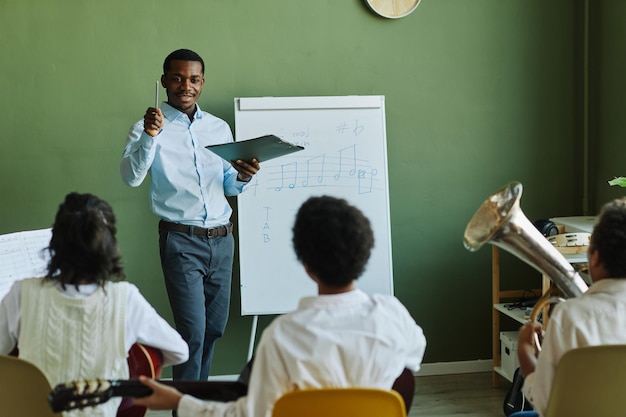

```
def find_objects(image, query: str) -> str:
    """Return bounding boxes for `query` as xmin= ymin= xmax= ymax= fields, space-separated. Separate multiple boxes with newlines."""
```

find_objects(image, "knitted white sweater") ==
xmin=19 ymin=278 xmax=128 ymax=417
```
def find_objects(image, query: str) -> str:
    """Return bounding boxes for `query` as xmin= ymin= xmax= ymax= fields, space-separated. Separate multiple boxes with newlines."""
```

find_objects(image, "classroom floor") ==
xmin=146 ymin=372 xmax=511 ymax=417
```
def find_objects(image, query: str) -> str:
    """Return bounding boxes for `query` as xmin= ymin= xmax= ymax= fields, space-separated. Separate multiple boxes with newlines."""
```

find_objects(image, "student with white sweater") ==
xmin=0 ymin=192 xmax=189 ymax=417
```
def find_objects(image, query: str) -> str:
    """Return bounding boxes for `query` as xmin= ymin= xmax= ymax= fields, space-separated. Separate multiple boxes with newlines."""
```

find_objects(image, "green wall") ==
xmin=590 ymin=1 xmax=626 ymax=208
xmin=3 ymin=0 xmax=615 ymax=376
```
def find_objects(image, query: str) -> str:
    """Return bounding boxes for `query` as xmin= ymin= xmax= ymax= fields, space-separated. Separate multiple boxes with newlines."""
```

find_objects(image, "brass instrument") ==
xmin=528 ymin=290 xmax=566 ymax=352
xmin=463 ymin=181 xmax=588 ymax=298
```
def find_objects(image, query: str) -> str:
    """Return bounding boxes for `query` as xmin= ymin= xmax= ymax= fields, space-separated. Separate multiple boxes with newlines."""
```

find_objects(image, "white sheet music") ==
xmin=0 ymin=229 xmax=51 ymax=300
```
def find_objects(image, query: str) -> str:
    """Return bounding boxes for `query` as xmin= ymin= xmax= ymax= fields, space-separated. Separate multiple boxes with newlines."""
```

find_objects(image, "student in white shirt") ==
xmin=132 ymin=195 xmax=427 ymax=417
xmin=515 ymin=197 xmax=626 ymax=417
xmin=0 ymin=192 xmax=189 ymax=417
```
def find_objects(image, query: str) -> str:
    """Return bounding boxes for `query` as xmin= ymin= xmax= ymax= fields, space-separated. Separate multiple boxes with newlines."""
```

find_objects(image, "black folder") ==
xmin=206 ymin=134 xmax=304 ymax=163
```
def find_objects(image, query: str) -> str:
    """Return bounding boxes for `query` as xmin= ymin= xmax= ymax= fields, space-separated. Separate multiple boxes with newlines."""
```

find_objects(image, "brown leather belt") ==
xmin=159 ymin=220 xmax=233 ymax=238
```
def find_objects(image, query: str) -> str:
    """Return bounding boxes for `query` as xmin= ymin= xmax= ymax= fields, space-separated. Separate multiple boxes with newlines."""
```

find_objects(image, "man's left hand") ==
xmin=232 ymin=158 xmax=260 ymax=182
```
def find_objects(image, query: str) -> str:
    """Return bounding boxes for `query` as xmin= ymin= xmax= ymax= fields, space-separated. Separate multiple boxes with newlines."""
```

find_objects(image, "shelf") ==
xmin=550 ymin=216 xmax=595 ymax=233
xmin=494 ymin=366 xmax=512 ymax=382
xmin=491 ymin=246 xmax=547 ymax=388
xmin=491 ymin=244 xmax=586 ymax=388
xmin=494 ymin=303 xmax=529 ymax=324
xmin=562 ymin=253 xmax=588 ymax=264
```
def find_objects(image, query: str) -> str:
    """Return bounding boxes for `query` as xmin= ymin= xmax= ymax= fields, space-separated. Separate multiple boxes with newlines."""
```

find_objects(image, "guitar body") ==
xmin=503 ymin=367 xmax=533 ymax=416
xmin=391 ymin=367 xmax=415 ymax=412
xmin=117 ymin=344 xmax=163 ymax=417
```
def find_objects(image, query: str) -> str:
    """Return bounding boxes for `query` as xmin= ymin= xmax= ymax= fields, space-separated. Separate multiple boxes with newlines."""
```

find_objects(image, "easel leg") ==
xmin=247 ymin=315 xmax=258 ymax=361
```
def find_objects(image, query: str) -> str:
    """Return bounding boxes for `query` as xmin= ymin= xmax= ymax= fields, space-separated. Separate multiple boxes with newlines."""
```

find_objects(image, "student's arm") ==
xmin=125 ymin=284 xmax=188 ymax=366
xmin=394 ymin=299 xmax=426 ymax=372
xmin=132 ymin=375 xmax=182 ymax=410
xmin=244 ymin=328 xmax=292 ymax=417
xmin=133 ymin=375 xmax=250 ymax=417
xmin=178 ymin=394 xmax=248 ymax=417
xmin=0 ymin=281 xmax=21 ymax=354
xmin=520 ymin=320 xmax=562 ymax=416
xmin=517 ymin=322 xmax=541 ymax=377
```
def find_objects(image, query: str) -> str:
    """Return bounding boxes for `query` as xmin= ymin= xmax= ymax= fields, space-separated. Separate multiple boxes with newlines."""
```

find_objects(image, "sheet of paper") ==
xmin=0 ymin=228 xmax=51 ymax=300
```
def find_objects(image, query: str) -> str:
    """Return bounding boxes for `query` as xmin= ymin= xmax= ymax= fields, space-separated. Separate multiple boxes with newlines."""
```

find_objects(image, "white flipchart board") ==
xmin=234 ymin=96 xmax=393 ymax=316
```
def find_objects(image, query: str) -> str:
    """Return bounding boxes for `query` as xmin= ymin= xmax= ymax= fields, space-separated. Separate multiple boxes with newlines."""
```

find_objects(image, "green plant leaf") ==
xmin=608 ymin=177 xmax=626 ymax=187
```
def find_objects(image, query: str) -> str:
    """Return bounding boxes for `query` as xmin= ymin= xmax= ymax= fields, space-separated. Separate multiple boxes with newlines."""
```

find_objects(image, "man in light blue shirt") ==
xmin=121 ymin=49 xmax=259 ymax=381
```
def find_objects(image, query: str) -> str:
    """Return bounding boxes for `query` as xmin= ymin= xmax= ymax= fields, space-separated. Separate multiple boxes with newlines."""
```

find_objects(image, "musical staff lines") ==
xmin=260 ymin=143 xmax=382 ymax=195
xmin=0 ymin=228 xmax=51 ymax=300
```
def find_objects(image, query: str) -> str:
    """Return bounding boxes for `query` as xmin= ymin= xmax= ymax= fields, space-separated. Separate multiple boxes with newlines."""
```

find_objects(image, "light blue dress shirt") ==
xmin=121 ymin=102 xmax=248 ymax=227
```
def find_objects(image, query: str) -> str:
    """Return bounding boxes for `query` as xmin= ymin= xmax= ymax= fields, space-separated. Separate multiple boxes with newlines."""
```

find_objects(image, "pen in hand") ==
xmin=144 ymin=80 xmax=162 ymax=137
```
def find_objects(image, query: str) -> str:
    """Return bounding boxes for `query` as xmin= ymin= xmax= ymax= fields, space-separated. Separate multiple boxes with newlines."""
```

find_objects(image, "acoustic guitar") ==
xmin=117 ymin=343 xmax=165 ymax=417
xmin=51 ymin=343 xmax=250 ymax=416
xmin=11 ymin=343 xmax=168 ymax=417
xmin=49 ymin=346 xmax=414 ymax=416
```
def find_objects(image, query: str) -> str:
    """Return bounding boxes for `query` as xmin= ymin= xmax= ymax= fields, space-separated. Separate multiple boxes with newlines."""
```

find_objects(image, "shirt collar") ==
xmin=298 ymin=288 xmax=368 ymax=310
xmin=585 ymin=278 xmax=626 ymax=295
xmin=52 ymin=280 xmax=99 ymax=297
xmin=161 ymin=101 xmax=203 ymax=122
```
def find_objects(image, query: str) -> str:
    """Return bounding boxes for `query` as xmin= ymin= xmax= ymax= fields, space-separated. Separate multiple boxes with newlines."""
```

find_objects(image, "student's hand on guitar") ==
xmin=132 ymin=375 xmax=183 ymax=410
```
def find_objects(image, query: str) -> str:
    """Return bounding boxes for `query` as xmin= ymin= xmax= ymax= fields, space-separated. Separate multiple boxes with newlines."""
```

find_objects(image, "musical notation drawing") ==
xmin=334 ymin=145 xmax=357 ymax=180
xmin=0 ymin=228 xmax=51 ymax=300
xmin=262 ymin=206 xmax=271 ymax=243
xmin=260 ymin=143 xmax=382 ymax=195
xmin=234 ymin=96 xmax=393 ymax=316
xmin=358 ymin=168 xmax=378 ymax=194
xmin=335 ymin=120 xmax=364 ymax=137
xmin=274 ymin=162 xmax=298 ymax=191
xmin=302 ymin=155 xmax=325 ymax=187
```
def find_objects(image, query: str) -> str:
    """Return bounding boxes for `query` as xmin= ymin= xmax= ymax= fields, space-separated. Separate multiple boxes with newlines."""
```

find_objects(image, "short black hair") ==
xmin=591 ymin=197 xmax=626 ymax=278
xmin=292 ymin=196 xmax=374 ymax=287
xmin=163 ymin=49 xmax=205 ymax=75
xmin=46 ymin=192 xmax=124 ymax=288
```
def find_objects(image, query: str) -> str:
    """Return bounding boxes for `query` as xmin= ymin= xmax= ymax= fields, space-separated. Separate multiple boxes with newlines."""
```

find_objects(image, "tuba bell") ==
xmin=463 ymin=181 xmax=588 ymax=298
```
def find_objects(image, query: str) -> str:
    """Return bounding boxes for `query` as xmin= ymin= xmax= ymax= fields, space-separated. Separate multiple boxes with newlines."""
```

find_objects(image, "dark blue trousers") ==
xmin=159 ymin=229 xmax=234 ymax=380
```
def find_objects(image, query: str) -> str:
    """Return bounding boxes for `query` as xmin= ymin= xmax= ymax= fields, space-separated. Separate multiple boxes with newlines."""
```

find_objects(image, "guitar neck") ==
xmin=111 ymin=379 xmax=247 ymax=402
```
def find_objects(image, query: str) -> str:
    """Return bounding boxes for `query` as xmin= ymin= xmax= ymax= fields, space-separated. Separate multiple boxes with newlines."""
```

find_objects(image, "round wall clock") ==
xmin=365 ymin=0 xmax=421 ymax=19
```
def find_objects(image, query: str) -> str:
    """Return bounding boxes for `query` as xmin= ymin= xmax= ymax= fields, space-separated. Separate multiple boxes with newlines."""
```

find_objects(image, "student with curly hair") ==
xmin=132 ymin=195 xmax=426 ymax=417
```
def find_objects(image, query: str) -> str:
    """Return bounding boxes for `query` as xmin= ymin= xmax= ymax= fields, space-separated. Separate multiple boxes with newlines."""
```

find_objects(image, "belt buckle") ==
xmin=206 ymin=227 xmax=218 ymax=238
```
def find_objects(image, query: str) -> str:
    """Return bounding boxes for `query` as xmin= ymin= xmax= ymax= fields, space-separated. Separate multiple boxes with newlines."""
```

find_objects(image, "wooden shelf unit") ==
xmin=491 ymin=246 xmax=547 ymax=387
xmin=491 ymin=244 xmax=590 ymax=387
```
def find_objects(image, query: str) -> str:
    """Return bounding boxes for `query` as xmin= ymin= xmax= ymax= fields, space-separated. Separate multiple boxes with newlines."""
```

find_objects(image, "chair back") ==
xmin=272 ymin=387 xmax=407 ymax=417
xmin=0 ymin=354 xmax=61 ymax=417
xmin=545 ymin=344 xmax=626 ymax=417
